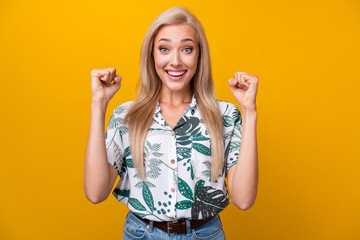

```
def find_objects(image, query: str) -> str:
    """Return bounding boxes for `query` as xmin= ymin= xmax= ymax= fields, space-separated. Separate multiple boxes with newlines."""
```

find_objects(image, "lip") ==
xmin=165 ymin=70 xmax=187 ymax=80
xmin=166 ymin=69 xmax=187 ymax=72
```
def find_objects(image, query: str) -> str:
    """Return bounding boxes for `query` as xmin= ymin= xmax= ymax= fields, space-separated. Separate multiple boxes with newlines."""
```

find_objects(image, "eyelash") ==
xmin=159 ymin=47 xmax=193 ymax=53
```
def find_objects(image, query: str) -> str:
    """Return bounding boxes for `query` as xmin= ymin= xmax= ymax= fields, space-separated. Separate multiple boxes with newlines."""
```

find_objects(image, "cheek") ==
xmin=185 ymin=56 xmax=198 ymax=70
xmin=154 ymin=53 xmax=166 ymax=68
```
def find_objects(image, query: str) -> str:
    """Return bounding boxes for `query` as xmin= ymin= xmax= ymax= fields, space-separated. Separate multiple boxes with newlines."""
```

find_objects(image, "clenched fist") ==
xmin=228 ymin=72 xmax=258 ymax=111
xmin=90 ymin=68 xmax=122 ymax=103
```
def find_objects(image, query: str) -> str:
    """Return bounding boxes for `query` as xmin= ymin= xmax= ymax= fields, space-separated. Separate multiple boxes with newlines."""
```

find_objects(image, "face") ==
xmin=153 ymin=24 xmax=199 ymax=94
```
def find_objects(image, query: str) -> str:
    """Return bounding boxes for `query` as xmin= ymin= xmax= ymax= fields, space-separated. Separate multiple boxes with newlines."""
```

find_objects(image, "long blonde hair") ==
xmin=124 ymin=6 xmax=224 ymax=183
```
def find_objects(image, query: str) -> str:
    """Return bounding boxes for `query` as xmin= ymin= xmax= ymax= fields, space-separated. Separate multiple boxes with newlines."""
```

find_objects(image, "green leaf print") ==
xmin=114 ymin=105 xmax=126 ymax=114
xmin=146 ymin=171 xmax=160 ymax=179
xmin=124 ymin=146 xmax=131 ymax=158
xmin=228 ymin=141 xmax=241 ymax=153
xmin=142 ymin=183 xmax=155 ymax=212
xmin=114 ymin=189 xmax=130 ymax=197
xmin=193 ymin=143 xmax=211 ymax=156
xmin=222 ymin=115 xmax=234 ymax=127
xmin=224 ymin=131 xmax=233 ymax=140
xmin=190 ymin=163 xmax=194 ymax=180
xmin=134 ymin=181 xmax=156 ymax=188
xmin=175 ymin=116 xmax=200 ymax=135
xmin=133 ymin=212 xmax=147 ymax=218
xmin=232 ymin=108 xmax=241 ymax=120
xmin=147 ymin=164 xmax=161 ymax=172
xmin=148 ymin=158 xmax=162 ymax=166
xmin=177 ymin=135 xmax=192 ymax=146
xmin=126 ymin=158 xmax=134 ymax=168
xmin=146 ymin=141 xmax=160 ymax=152
xmin=194 ymin=179 xmax=205 ymax=200
xmin=113 ymin=141 xmax=122 ymax=166
xmin=192 ymin=132 xmax=210 ymax=141
xmin=109 ymin=117 xmax=123 ymax=129
xmin=192 ymin=186 xmax=230 ymax=219
xmin=118 ymin=126 xmax=128 ymax=142
xmin=177 ymin=147 xmax=191 ymax=161
xmin=201 ymin=170 xmax=211 ymax=178
xmin=175 ymin=200 xmax=193 ymax=209
xmin=178 ymin=177 xmax=194 ymax=201
xmin=202 ymin=160 xmax=211 ymax=169
xmin=152 ymin=152 xmax=164 ymax=157
xmin=128 ymin=198 xmax=146 ymax=211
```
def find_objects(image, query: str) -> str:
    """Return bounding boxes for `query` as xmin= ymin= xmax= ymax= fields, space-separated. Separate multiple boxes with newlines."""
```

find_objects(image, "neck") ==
xmin=159 ymin=87 xmax=193 ymax=106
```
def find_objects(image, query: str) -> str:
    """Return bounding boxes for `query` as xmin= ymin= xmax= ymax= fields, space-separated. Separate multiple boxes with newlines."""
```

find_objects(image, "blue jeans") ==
xmin=122 ymin=210 xmax=226 ymax=240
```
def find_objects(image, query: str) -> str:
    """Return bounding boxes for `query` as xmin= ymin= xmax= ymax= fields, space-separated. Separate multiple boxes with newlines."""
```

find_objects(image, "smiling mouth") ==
xmin=166 ymin=70 xmax=187 ymax=77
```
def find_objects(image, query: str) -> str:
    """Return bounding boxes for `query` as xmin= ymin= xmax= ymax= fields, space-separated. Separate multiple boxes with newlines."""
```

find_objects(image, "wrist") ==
xmin=241 ymin=108 xmax=257 ymax=120
xmin=91 ymin=98 xmax=109 ymax=111
xmin=92 ymin=97 xmax=109 ymax=105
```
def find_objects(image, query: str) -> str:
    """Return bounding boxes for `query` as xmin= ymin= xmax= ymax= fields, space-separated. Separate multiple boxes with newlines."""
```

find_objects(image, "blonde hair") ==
xmin=124 ymin=6 xmax=224 ymax=183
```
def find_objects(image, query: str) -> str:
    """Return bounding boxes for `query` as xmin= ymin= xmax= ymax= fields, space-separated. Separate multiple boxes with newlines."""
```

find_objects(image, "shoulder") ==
xmin=112 ymin=100 xmax=135 ymax=116
xmin=216 ymin=99 xmax=241 ymax=117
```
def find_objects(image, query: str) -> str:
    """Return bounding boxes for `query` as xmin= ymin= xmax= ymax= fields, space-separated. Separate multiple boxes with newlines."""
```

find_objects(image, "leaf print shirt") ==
xmin=105 ymin=94 xmax=242 ymax=222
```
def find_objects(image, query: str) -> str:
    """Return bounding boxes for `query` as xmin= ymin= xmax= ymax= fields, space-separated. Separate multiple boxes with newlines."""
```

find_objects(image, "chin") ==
xmin=164 ymin=84 xmax=189 ymax=92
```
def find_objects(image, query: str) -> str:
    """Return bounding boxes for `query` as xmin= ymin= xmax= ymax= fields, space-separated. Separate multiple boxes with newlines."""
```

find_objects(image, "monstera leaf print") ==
xmin=175 ymin=116 xmax=200 ymax=136
xmin=177 ymin=147 xmax=191 ymax=161
xmin=176 ymin=179 xmax=202 ymax=209
xmin=191 ymin=186 xmax=230 ymax=219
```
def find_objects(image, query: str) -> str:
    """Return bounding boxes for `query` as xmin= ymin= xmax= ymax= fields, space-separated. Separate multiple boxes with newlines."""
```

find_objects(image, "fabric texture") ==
xmin=105 ymin=94 xmax=242 ymax=222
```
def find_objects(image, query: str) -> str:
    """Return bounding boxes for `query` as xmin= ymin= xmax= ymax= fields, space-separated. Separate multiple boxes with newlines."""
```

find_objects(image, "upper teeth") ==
xmin=168 ymin=71 xmax=185 ymax=76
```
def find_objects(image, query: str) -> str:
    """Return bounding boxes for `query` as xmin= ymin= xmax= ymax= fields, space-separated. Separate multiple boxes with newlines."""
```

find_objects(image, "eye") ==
xmin=159 ymin=47 xmax=168 ymax=53
xmin=183 ymin=47 xmax=193 ymax=53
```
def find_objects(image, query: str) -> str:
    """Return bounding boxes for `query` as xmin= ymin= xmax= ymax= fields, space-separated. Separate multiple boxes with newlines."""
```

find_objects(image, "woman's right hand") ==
xmin=90 ymin=68 xmax=122 ymax=103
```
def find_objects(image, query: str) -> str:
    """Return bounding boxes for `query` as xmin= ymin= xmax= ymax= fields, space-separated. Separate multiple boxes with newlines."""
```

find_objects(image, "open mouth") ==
xmin=166 ymin=70 xmax=187 ymax=77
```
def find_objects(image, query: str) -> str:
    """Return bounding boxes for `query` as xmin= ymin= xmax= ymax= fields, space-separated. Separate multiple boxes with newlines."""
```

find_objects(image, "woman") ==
xmin=84 ymin=6 xmax=258 ymax=240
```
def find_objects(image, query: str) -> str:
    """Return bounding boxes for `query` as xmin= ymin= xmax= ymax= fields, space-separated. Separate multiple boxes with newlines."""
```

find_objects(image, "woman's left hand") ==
xmin=228 ymin=72 xmax=259 ymax=111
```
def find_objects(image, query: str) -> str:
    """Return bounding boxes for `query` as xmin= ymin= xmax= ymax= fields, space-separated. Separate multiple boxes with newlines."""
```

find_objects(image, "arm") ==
xmin=83 ymin=100 xmax=118 ymax=204
xmin=83 ymin=68 xmax=122 ymax=204
xmin=227 ymin=71 xmax=259 ymax=210
xmin=227 ymin=109 xmax=258 ymax=210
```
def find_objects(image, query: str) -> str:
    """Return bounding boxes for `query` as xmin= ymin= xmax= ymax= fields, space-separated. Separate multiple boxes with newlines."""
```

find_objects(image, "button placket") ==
xmin=166 ymin=130 xmax=178 ymax=221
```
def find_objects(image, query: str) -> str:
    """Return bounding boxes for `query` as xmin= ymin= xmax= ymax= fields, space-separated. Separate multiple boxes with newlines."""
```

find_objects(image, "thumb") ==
xmin=113 ymin=75 xmax=122 ymax=85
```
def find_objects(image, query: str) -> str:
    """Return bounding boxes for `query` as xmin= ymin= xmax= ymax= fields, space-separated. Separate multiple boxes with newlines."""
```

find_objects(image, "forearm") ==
xmin=83 ymin=100 xmax=112 ymax=203
xmin=231 ymin=109 xmax=258 ymax=210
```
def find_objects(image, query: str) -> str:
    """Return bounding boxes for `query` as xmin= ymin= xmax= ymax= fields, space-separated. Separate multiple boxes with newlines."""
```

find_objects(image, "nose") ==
xmin=170 ymin=51 xmax=182 ymax=67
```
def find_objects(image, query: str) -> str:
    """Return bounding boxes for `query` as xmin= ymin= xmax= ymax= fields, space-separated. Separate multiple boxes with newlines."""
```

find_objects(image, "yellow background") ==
xmin=1 ymin=0 xmax=359 ymax=239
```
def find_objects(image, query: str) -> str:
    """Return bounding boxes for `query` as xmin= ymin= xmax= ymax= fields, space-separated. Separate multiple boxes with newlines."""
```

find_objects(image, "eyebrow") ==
xmin=158 ymin=38 xmax=195 ymax=43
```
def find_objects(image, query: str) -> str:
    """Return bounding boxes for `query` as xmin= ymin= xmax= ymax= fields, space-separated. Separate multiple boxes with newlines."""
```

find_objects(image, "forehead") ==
xmin=154 ymin=24 xmax=198 ymax=43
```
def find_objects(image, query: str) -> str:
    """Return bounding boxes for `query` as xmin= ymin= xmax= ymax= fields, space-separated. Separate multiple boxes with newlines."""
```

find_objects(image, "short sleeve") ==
xmin=223 ymin=104 xmax=242 ymax=177
xmin=105 ymin=109 xmax=125 ymax=176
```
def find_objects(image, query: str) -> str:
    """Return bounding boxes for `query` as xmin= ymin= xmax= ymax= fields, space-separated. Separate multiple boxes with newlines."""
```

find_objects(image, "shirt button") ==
xmin=171 ymin=159 xmax=175 ymax=164
xmin=171 ymin=131 xmax=175 ymax=136
xmin=171 ymin=188 xmax=175 ymax=192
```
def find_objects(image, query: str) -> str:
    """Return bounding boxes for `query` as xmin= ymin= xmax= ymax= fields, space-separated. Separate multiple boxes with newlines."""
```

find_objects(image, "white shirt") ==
xmin=105 ymin=94 xmax=242 ymax=222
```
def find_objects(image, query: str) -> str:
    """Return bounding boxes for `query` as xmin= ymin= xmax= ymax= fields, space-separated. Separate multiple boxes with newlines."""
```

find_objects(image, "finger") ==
xmin=228 ymin=78 xmax=237 ymax=88
xmin=96 ymin=70 xmax=109 ymax=82
xmin=229 ymin=73 xmax=247 ymax=88
xmin=235 ymin=73 xmax=250 ymax=89
xmin=240 ymin=74 xmax=251 ymax=88
xmin=102 ymin=68 xmax=115 ymax=82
